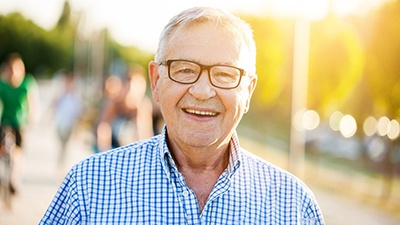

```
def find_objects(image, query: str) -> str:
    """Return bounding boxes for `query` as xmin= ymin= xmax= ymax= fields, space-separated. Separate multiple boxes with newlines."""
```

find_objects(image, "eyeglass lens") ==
xmin=168 ymin=60 xmax=242 ymax=88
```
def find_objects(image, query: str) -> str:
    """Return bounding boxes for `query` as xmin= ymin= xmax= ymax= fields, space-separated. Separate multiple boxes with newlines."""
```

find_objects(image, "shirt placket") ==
xmin=199 ymin=171 xmax=233 ymax=224
xmin=168 ymin=158 xmax=201 ymax=225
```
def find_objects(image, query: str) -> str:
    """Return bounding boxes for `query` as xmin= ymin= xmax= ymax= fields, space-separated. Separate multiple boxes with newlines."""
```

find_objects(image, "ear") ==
xmin=148 ymin=61 xmax=160 ymax=103
xmin=244 ymin=74 xmax=258 ymax=113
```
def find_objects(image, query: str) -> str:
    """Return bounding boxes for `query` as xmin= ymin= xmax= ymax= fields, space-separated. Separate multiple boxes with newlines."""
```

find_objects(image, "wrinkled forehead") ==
xmin=174 ymin=21 xmax=238 ymax=41
xmin=162 ymin=22 xmax=255 ymax=73
xmin=168 ymin=21 xmax=253 ymax=69
xmin=172 ymin=18 xmax=246 ymax=44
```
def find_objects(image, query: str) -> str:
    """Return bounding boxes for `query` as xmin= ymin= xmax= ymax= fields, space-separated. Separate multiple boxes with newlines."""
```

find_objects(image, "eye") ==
xmin=178 ymin=67 xmax=197 ymax=74
xmin=211 ymin=67 xmax=240 ymax=83
xmin=214 ymin=72 xmax=236 ymax=80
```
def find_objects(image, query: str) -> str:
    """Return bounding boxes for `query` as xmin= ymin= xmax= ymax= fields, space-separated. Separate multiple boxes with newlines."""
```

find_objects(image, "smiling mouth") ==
xmin=184 ymin=109 xmax=218 ymax=116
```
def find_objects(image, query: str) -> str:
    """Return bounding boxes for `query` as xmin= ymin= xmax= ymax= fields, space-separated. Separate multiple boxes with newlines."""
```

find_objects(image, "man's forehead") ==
xmin=167 ymin=23 xmax=241 ymax=53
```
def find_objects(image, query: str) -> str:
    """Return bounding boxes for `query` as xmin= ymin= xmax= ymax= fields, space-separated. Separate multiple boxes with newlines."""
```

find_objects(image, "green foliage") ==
xmin=56 ymin=1 xmax=72 ymax=29
xmin=110 ymin=41 xmax=154 ymax=74
xmin=242 ymin=1 xmax=400 ymax=131
xmin=0 ymin=12 xmax=73 ymax=76
xmin=365 ymin=0 xmax=400 ymax=118
xmin=0 ymin=1 xmax=151 ymax=78
xmin=244 ymin=16 xmax=294 ymax=110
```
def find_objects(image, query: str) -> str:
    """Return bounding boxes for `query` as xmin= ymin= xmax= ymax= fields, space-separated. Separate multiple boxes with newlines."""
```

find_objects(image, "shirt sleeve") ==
xmin=39 ymin=169 xmax=82 ymax=225
xmin=301 ymin=191 xmax=325 ymax=225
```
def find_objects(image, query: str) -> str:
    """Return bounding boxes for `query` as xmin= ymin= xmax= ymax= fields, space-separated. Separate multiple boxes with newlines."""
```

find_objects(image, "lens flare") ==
xmin=339 ymin=115 xmax=357 ymax=138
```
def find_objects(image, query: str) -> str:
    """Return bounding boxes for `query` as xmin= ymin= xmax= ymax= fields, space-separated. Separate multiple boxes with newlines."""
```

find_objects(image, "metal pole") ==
xmin=289 ymin=15 xmax=310 ymax=179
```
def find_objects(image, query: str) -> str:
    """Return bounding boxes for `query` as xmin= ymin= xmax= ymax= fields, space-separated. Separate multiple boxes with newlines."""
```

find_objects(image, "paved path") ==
xmin=1 ymin=80 xmax=399 ymax=224
xmin=0 ymin=121 xmax=92 ymax=225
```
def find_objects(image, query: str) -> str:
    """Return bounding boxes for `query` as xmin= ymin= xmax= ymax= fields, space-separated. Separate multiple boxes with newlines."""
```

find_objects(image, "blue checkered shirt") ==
xmin=40 ymin=128 xmax=325 ymax=224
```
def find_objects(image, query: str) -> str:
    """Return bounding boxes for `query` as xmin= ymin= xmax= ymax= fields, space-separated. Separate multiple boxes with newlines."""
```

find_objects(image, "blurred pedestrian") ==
xmin=0 ymin=52 xmax=40 ymax=193
xmin=96 ymin=63 xmax=153 ymax=152
xmin=53 ymin=70 xmax=83 ymax=167
xmin=40 ymin=7 xmax=325 ymax=224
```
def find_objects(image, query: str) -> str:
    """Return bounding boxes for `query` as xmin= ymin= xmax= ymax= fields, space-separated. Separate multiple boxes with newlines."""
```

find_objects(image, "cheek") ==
xmin=221 ymin=92 xmax=246 ymax=117
xmin=237 ymin=96 xmax=249 ymax=114
xmin=157 ymin=78 xmax=186 ymax=109
xmin=154 ymin=75 xmax=171 ymax=101
xmin=238 ymin=79 xmax=256 ymax=112
xmin=233 ymin=87 xmax=251 ymax=112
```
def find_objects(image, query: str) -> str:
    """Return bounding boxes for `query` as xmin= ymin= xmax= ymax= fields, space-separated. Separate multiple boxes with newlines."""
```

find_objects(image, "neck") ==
xmin=167 ymin=139 xmax=231 ymax=213
xmin=170 ymin=141 xmax=230 ymax=171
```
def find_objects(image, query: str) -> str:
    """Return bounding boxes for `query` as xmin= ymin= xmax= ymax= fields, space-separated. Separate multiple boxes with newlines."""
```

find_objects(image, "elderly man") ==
xmin=40 ymin=7 xmax=325 ymax=224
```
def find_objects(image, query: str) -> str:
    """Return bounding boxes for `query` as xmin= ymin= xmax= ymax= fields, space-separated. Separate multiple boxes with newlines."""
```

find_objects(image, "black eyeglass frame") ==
xmin=159 ymin=59 xmax=246 ymax=89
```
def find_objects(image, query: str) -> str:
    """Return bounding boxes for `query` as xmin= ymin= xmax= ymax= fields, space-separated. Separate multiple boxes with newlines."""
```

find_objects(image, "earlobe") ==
xmin=148 ymin=61 xmax=160 ymax=103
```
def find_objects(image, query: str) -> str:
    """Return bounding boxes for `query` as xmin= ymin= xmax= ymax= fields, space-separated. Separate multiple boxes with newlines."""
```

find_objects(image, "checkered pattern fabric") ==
xmin=39 ymin=127 xmax=325 ymax=224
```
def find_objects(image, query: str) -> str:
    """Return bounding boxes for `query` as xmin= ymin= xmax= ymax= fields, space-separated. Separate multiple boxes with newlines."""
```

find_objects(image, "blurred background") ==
xmin=0 ymin=0 xmax=399 ymax=224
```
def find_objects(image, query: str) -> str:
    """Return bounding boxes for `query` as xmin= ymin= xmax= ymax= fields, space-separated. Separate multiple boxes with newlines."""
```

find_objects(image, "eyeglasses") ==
xmin=159 ymin=59 xmax=246 ymax=89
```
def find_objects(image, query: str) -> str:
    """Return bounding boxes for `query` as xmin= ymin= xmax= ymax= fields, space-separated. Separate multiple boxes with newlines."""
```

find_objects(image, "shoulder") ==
xmin=239 ymin=148 xmax=287 ymax=175
xmin=0 ymin=81 xmax=4 ymax=92
xmin=0 ymin=79 xmax=9 ymax=89
xmin=23 ymin=74 xmax=38 ymax=87
xmin=0 ymin=80 xmax=11 ymax=98
xmin=71 ymin=136 xmax=161 ymax=177
xmin=238 ymin=149 xmax=324 ymax=222
xmin=239 ymin=148 xmax=311 ymax=193
xmin=238 ymin=148 xmax=322 ymax=213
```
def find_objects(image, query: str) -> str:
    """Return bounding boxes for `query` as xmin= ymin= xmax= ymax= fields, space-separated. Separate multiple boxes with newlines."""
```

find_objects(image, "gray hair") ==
xmin=154 ymin=7 xmax=256 ymax=75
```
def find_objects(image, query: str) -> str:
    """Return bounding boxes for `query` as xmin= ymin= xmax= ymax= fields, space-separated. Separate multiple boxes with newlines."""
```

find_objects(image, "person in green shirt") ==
xmin=0 ymin=53 xmax=40 ymax=193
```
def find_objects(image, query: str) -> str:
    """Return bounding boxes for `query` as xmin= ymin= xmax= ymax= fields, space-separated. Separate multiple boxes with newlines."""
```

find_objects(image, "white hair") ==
xmin=154 ymin=7 xmax=256 ymax=75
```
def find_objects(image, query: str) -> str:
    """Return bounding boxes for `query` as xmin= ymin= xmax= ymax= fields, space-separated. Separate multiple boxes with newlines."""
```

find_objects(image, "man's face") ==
xmin=150 ymin=22 xmax=257 ymax=150
xmin=10 ymin=58 xmax=25 ymax=86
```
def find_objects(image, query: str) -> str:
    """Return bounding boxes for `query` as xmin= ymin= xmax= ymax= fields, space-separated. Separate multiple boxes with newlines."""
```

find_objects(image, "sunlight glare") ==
xmin=339 ymin=114 xmax=357 ymax=138
xmin=271 ymin=0 xmax=329 ymax=20
xmin=332 ymin=0 xmax=361 ymax=16
xmin=377 ymin=116 xmax=390 ymax=136
xmin=363 ymin=116 xmax=377 ymax=136
xmin=300 ymin=0 xmax=329 ymax=20
xmin=387 ymin=119 xmax=400 ymax=140
xmin=329 ymin=111 xmax=344 ymax=131
xmin=302 ymin=110 xmax=320 ymax=130
xmin=293 ymin=109 xmax=306 ymax=131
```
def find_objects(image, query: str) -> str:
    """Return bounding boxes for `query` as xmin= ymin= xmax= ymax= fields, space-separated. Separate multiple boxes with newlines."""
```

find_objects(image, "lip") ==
xmin=182 ymin=107 xmax=220 ymax=118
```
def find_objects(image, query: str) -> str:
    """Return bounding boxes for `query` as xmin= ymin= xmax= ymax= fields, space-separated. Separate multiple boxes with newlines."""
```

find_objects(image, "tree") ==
xmin=0 ymin=13 xmax=67 ymax=75
xmin=244 ymin=16 xmax=294 ymax=110
xmin=308 ymin=16 xmax=365 ymax=119
xmin=365 ymin=0 xmax=400 ymax=118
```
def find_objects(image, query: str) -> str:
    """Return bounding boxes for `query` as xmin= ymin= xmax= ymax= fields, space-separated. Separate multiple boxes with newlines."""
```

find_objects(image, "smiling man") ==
xmin=40 ymin=7 xmax=325 ymax=224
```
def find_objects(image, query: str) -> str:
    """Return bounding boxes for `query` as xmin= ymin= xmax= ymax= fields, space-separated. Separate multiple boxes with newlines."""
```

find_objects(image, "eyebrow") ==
xmin=175 ymin=58 xmax=237 ymax=67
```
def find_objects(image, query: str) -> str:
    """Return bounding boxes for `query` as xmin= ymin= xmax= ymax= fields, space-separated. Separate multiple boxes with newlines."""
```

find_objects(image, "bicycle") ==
xmin=0 ymin=125 xmax=16 ymax=210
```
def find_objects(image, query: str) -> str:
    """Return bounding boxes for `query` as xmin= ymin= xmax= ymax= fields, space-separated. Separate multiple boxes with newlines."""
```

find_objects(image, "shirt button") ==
xmin=169 ymin=159 xmax=175 ymax=166
xmin=182 ymin=190 xmax=189 ymax=197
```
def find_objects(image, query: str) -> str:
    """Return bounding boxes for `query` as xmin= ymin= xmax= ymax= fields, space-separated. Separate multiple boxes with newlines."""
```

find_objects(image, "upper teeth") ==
xmin=186 ymin=109 xmax=217 ymax=116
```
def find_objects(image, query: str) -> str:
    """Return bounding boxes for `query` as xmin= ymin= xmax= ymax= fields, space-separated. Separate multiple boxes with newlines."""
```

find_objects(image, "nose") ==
xmin=188 ymin=70 xmax=216 ymax=100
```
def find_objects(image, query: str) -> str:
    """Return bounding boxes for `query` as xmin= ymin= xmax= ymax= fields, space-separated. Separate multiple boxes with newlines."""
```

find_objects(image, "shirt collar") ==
xmin=159 ymin=126 xmax=242 ymax=178
xmin=159 ymin=126 xmax=173 ymax=179
xmin=227 ymin=131 xmax=241 ymax=177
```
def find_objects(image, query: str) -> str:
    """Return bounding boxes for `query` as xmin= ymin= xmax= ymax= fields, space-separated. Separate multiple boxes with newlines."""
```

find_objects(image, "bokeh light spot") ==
xmin=340 ymin=115 xmax=357 ymax=138
xmin=303 ymin=110 xmax=320 ymax=130
xmin=363 ymin=116 xmax=377 ymax=136
xmin=377 ymin=116 xmax=390 ymax=136
xmin=329 ymin=111 xmax=344 ymax=131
